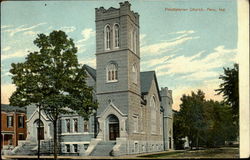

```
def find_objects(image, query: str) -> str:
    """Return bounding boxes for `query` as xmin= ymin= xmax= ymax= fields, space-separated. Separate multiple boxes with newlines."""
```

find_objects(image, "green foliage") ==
xmin=174 ymin=90 xmax=237 ymax=149
xmin=9 ymin=30 xmax=98 ymax=158
xmin=9 ymin=30 xmax=97 ymax=120
xmin=215 ymin=63 xmax=239 ymax=123
xmin=178 ymin=90 xmax=206 ymax=148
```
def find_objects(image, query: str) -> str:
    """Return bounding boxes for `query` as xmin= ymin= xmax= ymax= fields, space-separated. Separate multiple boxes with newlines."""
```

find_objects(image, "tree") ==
xmin=215 ymin=63 xmax=239 ymax=124
xmin=178 ymin=90 xmax=206 ymax=149
xmin=173 ymin=110 xmax=186 ymax=149
xmin=9 ymin=30 xmax=98 ymax=159
xmin=202 ymin=100 xmax=237 ymax=147
xmin=175 ymin=89 xmax=238 ymax=149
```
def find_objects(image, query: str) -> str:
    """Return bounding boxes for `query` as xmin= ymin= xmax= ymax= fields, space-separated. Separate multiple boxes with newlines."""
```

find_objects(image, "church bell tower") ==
xmin=95 ymin=1 xmax=141 ymax=141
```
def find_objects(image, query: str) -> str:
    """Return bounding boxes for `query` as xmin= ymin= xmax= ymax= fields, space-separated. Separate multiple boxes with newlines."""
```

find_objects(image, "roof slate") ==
xmin=83 ymin=64 xmax=96 ymax=80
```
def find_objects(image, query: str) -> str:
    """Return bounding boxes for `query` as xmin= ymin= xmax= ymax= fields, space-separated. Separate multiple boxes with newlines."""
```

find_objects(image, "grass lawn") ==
xmin=138 ymin=147 xmax=239 ymax=159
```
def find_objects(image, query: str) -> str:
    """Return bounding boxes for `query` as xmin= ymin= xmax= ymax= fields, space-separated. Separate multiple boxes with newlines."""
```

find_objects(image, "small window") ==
xmin=104 ymin=25 xmax=111 ymax=50
xmin=130 ymin=29 xmax=136 ymax=53
xmin=106 ymin=63 xmax=118 ymax=82
xmin=66 ymin=144 xmax=70 ymax=153
xmin=84 ymin=144 xmax=89 ymax=150
xmin=7 ymin=116 xmax=13 ymax=128
xmin=66 ymin=119 xmax=70 ymax=133
xmin=132 ymin=64 xmax=137 ymax=84
xmin=73 ymin=118 xmax=78 ymax=133
xmin=135 ymin=142 xmax=138 ymax=153
xmin=150 ymin=96 xmax=157 ymax=134
xmin=133 ymin=115 xmax=139 ymax=133
xmin=73 ymin=144 xmax=78 ymax=153
xmin=130 ymin=31 xmax=134 ymax=51
xmin=18 ymin=116 xmax=24 ymax=128
xmin=133 ymin=30 xmax=136 ymax=53
xmin=84 ymin=120 xmax=89 ymax=132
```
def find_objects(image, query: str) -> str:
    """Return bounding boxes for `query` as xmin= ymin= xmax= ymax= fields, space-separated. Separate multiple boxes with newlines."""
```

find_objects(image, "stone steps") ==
xmin=90 ymin=141 xmax=116 ymax=156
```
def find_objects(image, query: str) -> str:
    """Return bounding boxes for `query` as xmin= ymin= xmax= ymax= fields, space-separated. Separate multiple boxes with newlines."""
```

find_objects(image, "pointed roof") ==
xmin=140 ymin=71 xmax=161 ymax=101
xmin=83 ymin=64 xmax=96 ymax=80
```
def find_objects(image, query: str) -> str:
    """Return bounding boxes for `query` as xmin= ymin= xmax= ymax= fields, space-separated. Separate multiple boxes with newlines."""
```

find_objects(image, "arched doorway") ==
xmin=107 ymin=115 xmax=119 ymax=141
xmin=34 ymin=119 xmax=44 ymax=140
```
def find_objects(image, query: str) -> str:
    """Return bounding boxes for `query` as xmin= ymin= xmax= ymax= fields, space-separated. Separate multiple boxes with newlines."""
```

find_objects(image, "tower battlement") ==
xmin=95 ymin=1 xmax=139 ymax=25
xmin=160 ymin=87 xmax=173 ymax=99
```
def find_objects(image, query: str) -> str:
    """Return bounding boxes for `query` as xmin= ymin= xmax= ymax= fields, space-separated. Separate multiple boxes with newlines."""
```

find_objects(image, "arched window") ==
xmin=150 ymin=96 xmax=156 ymax=134
xmin=132 ymin=64 xmax=137 ymax=84
xmin=113 ymin=24 xmax=119 ymax=48
xmin=130 ymin=29 xmax=137 ymax=53
xmin=133 ymin=30 xmax=136 ymax=53
xmin=104 ymin=25 xmax=111 ymax=50
xmin=130 ymin=30 xmax=134 ymax=51
xmin=106 ymin=63 xmax=118 ymax=82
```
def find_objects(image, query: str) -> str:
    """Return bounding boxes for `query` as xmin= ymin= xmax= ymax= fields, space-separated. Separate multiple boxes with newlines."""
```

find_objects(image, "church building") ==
xmin=12 ymin=1 xmax=173 ymax=156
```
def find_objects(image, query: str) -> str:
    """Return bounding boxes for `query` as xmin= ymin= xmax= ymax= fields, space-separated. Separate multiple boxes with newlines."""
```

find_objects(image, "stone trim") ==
xmin=96 ymin=89 xmax=141 ymax=97
xmin=96 ymin=48 xmax=140 ymax=59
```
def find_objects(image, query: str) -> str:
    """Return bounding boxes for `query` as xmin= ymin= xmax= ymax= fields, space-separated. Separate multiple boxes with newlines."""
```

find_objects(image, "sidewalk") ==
xmin=2 ymin=150 xmax=177 ymax=159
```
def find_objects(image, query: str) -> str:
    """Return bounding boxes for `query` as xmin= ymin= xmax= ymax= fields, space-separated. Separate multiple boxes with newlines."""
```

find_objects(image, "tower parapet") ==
xmin=95 ymin=1 xmax=139 ymax=26
xmin=160 ymin=87 xmax=173 ymax=117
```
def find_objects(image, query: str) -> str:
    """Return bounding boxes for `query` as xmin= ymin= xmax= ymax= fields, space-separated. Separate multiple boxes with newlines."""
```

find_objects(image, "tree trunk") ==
xmin=53 ymin=118 xmax=58 ymax=160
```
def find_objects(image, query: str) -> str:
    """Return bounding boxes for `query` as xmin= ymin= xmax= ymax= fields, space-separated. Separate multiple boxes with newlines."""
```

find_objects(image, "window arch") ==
xmin=130 ymin=29 xmax=136 ymax=53
xmin=130 ymin=30 xmax=134 ymax=51
xmin=150 ymin=96 xmax=156 ymax=134
xmin=113 ymin=24 xmax=119 ymax=48
xmin=106 ymin=63 xmax=118 ymax=82
xmin=104 ymin=25 xmax=111 ymax=50
xmin=133 ymin=30 xmax=136 ymax=53
xmin=132 ymin=64 xmax=137 ymax=84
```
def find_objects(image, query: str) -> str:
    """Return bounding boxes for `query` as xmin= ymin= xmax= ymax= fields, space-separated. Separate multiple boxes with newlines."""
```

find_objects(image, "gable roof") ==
xmin=140 ymin=71 xmax=161 ymax=101
xmin=1 ymin=104 xmax=26 ymax=113
xmin=82 ymin=65 xmax=161 ymax=100
xmin=83 ymin=64 xmax=96 ymax=80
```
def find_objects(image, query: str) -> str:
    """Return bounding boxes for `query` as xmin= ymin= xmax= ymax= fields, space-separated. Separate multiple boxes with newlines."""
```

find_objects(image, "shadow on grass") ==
xmin=137 ymin=147 xmax=239 ymax=158
xmin=138 ymin=151 xmax=184 ymax=158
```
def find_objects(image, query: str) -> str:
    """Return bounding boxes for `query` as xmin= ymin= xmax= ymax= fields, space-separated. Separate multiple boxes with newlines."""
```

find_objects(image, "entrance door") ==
xmin=37 ymin=127 xmax=44 ymax=140
xmin=108 ymin=114 xmax=119 ymax=141
xmin=109 ymin=123 xmax=119 ymax=140
xmin=34 ymin=119 xmax=44 ymax=140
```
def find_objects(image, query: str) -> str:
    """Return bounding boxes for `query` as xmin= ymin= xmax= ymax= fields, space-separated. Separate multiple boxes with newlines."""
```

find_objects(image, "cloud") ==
xmin=180 ymin=71 xmax=219 ymax=80
xmin=1 ymin=25 xmax=13 ymax=29
xmin=141 ymin=35 xmax=199 ymax=56
xmin=79 ymin=57 xmax=96 ymax=68
xmin=172 ymin=79 xmax=223 ymax=110
xmin=76 ymin=28 xmax=95 ymax=53
xmin=60 ymin=26 xmax=76 ymax=33
xmin=155 ymin=46 xmax=237 ymax=77
xmin=23 ymin=31 xmax=38 ymax=36
xmin=77 ymin=28 xmax=95 ymax=43
xmin=1 ymin=72 xmax=12 ymax=78
xmin=1 ymin=84 xmax=16 ymax=104
xmin=140 ymin=34 xmax=146 ymax=47
xmin=2 ymin=46 xmax=11 ymax=52
xmin=2 ymin=49 xmax=29 ymax=60
xmin=141 ymin=55 xmax=172 ymax=68
xmin=169 ymin=30 xmax=195 ymax=34
xmin=4 ymin=22 xmax=47 ymax=37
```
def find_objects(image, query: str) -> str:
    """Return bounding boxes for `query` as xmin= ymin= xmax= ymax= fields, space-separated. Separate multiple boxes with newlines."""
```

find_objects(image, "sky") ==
xmin=1 ymin=0 xmax=238 ymax=110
